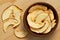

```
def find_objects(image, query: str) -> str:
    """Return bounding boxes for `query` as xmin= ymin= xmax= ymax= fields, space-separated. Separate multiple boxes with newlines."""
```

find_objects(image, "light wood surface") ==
xmin=0 ymin=0 xmax=60 ymax=40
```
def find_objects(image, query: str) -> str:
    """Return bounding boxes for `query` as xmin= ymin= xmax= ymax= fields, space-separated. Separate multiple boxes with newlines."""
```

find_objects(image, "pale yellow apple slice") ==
xmin=27 ymin=13 xmax=45 ymax=29
xmin=43 ymin=20 xmax=56 ymax=33
xmin=45 ymin=16 xmax=50 ymax=22
xmin=43 ymin=26 xmax=51 ymax=34
xmin=45 ymin=16 xmax=52 ymax=30
xmin=48 ymin=9 xmax=54 ymax=21
xmin=51 ymin=20 xmax=56 ymax=28
xmin=27 ymin=10 xmax=48 ymax=28
xmin=3 ymin=5 xmax=22 ymax=28
xmin=29 ymin=5 xmax=47 ymax=13
xmin=43 ymin=16 xmax=52 ymax=33
xmin=3 ymin=19 xmax=17 ymax=32
xmin=12 ymin=5 xmax=22 ymax=21
xmin=43 ymin=22 xmax=52 ymax=33
xmin=52 ymin=20 xmax=56 ymax=23
xmin=30 ymin=21 xmax=49 ymax=33
xmin=51 ymin=22 xmax=56 ymax=28
xmin=12 ymin=5 xmax=22 ymax=27
xmin=29 ymin=10 xmax=44 ymax=22
xmin=27 ymin=17 xmax=45 ymax=29
xmin=35 ymin=12 xmax=48 ymax=23
xmin=2 ymin=7 xmax=12 ymax=21
xmin=15 ymin=27 xmax=27 ymax=38
xmin=2 ymin=5 xmax=21 ymax=31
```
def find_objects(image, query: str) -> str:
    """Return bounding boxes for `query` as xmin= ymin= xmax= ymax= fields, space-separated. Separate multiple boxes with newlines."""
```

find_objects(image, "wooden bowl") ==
xmin=23 ymin=2 xmax=58 ymax=37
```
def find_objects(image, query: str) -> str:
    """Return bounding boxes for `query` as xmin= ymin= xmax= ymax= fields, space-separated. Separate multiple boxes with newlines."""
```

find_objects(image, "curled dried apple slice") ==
xmin=2 ymin=5 xmax=22 ymax=32
xmin=48 ymin=9 xmax=54 ymax=21
xmin=12 ymin=6 xmax=22 ymax=27
xmin=29 ymin=10 xmax=44 ymax=22
xmin=27 ymin=13 xmax=45 ymax=29
xmin=43 ymin=22 xmax=52 ymax=33
xmin=51 ymin=20 xmax=56 ymax=28
xmin=35 ymin=12 xmax=48 ymax=23
xmin=27 ymin=5 xmax=56 ymax=34
xmin=43 ymin=26 xmax=51 ymax=33
xmin=43 ymin=16 xmax=52 ymax=33
xmin=30 ymin=21 xmax=49 ymax=33
xmin=51 ymin=23 xmax=56 ymax=28
xmin=2 ymin=7 xmax=12 ymax=21
xmin=3 ymin=19 xmax=17 ymax=32
xmin=27 ymin=10 xmax=48 ymax=29
xmin=12 ymin=5 xmax=22 ymax=21
xmin=29 ymin=5 xmax=47 ymax=13
xmin=15 ymin=27 xmax=27 ymax=38
xmin=28 ymin=20 xmax=45 ymax=29
xmin=52 ymin=20 xmax=56 ymax=23
xmin=45 ymin=16 xmax=51 ymax=22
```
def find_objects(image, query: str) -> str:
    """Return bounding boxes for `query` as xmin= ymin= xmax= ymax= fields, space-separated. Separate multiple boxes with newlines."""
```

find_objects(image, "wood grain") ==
xmin=0 ymin=0 xmax=60 ymax=40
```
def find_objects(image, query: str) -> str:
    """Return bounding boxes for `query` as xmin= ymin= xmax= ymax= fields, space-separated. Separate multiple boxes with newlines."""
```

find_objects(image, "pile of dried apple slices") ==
xmin=2 ymin=5 xmax=27 ymax=38
xmin=27 ymin=5 xmax=56 ymax=34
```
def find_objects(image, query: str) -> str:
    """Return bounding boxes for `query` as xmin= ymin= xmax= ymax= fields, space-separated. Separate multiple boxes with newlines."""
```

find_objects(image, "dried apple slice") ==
xmin=3 ymin=19 xmax=17 ymax=32
xmin=28 ymin=20 xmax=45 ymax=29
xmin=51 ymin=20 xmax=56 ymax=28
xmin=51 ymin=23 xmax=56 ymax=28
xmin=29 ymin=5 xmax=47 ymax=13
xmin=52 ymin=20 xmax=56 ymax=23
xmin=48 ymin=9 xmax=54 ymax=21
xmin=12 ymin=6 xmax=22 ymax=27
xmin=27 ymin=13 xmax=45 ymax=29
xmin=27 ymin=5 xmax=56 ymax=34
xmin=43 ymin=26 xmax=51 ymax=33
xmin=15 ymin=27 xmax=27 ymax=38
xmin=27 ymin=10 xmax=48 ymax=29
xmin=12 ymin=5 xmax=22 ymax=21
xmin=45 ymin=9 xmax=55 ymax=22
xmin=43 ymin=16 xmax=52 ymax=33
xmin=2 ymin=5 xmax=22 ymax=32
xmin=29 ymin=10 xmax=44 ymax=22
xmin=30 ymin=21 xmax=49 ymax=33
xmin=2 ymin=7 xmax=12 ymax=21
xmin=35 ymin=12 xmax=48 ymax=23
xmin=43 ymin=22 xmax=52 ymax=33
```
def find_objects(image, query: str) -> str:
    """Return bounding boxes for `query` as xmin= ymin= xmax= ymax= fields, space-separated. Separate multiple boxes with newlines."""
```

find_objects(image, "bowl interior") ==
xmin=23 ymin=2 xmax=58 ymax=36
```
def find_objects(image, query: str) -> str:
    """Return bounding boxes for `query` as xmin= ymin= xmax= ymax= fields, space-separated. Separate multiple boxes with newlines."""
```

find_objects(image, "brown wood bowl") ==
xmin=23 ymin=2 xmax=58 ymax=37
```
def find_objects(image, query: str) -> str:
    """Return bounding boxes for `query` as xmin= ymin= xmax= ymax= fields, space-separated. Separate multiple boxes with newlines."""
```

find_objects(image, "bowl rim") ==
xmin=23 ymin=2 xmax=59 ymax=37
